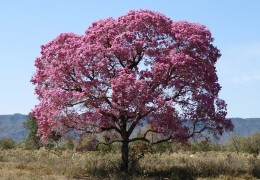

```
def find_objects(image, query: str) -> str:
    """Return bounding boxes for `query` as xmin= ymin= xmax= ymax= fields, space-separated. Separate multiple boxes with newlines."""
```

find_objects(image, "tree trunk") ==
xmin=120 ymin=140 xmax=129 ymax=173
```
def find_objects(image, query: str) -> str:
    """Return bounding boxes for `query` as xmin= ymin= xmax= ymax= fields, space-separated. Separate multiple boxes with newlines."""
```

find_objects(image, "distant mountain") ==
xmin=231 ymin=118 xmax=260 ymax=136
xmin=218 ymin=118 xmax=260 ymax=143
xmin=0 ymin=114 xmax=259 ymax=142
xmin=0 ymin=113 xmax=28 ymax=141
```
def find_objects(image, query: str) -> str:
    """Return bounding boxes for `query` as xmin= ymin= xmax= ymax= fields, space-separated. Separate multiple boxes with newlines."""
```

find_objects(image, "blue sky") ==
xmin=0 ymin=1 xmax=259 ymax=118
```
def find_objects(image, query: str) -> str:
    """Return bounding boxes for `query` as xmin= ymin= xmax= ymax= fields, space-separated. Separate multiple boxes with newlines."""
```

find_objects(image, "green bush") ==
xmin=24 ymin=138 xmax=41 ymax=150
xmin=189 ymin=140 xmax=223 ymax=152
xmin=75 ymin=134 xmax=99 ymax=152
xmin=54 ymin=136 xmax=75 ymax=151
xmin=97 ymin=143 xmax=114 ymax=153
xmin=249 ymin=133 xmax=260 ymax=155
xmin=23 ymin=115 xmax=41 ymax=150
xmin=0 ymin=138 xmax=16 ymax=149
xmin=153 ymin=142 xmax=175 ymax=153
xmin=226 ymin=133 xmax=260 ymax=155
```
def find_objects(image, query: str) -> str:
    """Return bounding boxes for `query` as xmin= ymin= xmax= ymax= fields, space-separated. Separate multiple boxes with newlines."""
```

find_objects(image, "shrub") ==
xmin=54 ymin=136 xmax=75 ymax=151
xmin=0 ymin=138 xmax=16 ymax=149
xmin=226 ymin=133 xmax=260 ymax=155
xmin=75 ymin=134 xmax=99 ymax=152
xmin=246 ymin=133 xmax=260 ymax=155
xmin=23 ymin=116 xmax=41 ymax=150
xmin=153 ymin=142 xmax=175 ymax=153
xmin=189 ymin=140 xmax=223 ymax=152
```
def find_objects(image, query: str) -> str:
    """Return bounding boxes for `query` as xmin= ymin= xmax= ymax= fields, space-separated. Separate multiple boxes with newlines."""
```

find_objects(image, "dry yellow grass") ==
xmin=0 ymin=162 xmax=70 ymax=180
xmin=0 ymin=148 xmax=259 ymax=179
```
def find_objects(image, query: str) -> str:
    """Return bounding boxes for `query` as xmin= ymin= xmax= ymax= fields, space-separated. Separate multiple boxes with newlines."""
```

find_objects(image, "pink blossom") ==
xmin=31 ymin=9 xmax=232 ymax=146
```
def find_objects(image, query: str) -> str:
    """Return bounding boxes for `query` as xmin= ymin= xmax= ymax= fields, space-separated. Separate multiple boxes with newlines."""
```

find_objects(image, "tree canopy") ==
xmin=31 ymin=10 xmax=233 ymax=172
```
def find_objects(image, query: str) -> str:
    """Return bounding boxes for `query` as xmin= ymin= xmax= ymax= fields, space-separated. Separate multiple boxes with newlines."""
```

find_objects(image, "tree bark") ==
xmin=120 ymin=140 xmax=129 ymax=173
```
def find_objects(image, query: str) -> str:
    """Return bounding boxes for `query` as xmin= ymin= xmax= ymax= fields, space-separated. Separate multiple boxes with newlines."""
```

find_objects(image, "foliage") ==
xmin=249 ymin=133 xmax=260 ymax=155
xmin=31 ymin=9 xmax=233 ymax=172
xmin=226 ymin=133 xmax=260 ymax=155
xmin=75 ymin=134 xmax=99 ymax=152
xmin=53 ymin=136 xmax=75 ymax=151
xmin=0 ymin=138 xmax=16 ymax=150
xmin=23 ymin=115 xmax=41 ymax=149
xmin=152 ymin=142 xmax=178 ymax=153
xmin=187 ymin=139 xmax=223 ymax=152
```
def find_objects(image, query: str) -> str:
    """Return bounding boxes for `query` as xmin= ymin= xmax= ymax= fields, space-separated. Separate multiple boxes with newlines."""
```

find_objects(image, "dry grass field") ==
xmin=0 ymin=148 xmax=259 ymax=179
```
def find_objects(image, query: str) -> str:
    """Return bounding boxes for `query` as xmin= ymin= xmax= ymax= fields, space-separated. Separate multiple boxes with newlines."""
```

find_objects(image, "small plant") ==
xmin=50 ymin=136 xmax=76 ymax=151
xmin=0 ymin=138 xmax=16 ymax=149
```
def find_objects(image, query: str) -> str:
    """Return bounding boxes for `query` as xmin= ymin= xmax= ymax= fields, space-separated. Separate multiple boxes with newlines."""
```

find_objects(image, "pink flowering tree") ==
xmin=31 ymin=10 xmax=233 ymax=172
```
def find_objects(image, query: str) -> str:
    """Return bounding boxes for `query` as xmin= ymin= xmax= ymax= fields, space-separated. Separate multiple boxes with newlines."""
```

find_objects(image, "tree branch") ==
xmin=129 ymin=137 xmax=150 ymax=143
xmin=127 ymin=113 xmax=141 ymax=137
xmin=143 ymin=129 xmax=160 ymax=138
xmin=129 ymin=50 xmax=144 ymax=69
xmin=129 ymin=128 xmax=172 ymax=145
xmin=188 ymin=123 xmax=215 ymax=138
xmin=104 ymin=96 xmax=112 ymax=106
xmin=100 ymin=126 xmax=121 ymax=134
xmin=150 ymin=136 xmax=172 ymax=145
xmin=96 ymin=139 xmax=123 ymax=149
xmin=65 ymin=100 xmax=86 ymax=107
xmin=173 ymin=86 xmax=185 ymax=100
xmin=118 ymin=59 xmax=126 ymax=68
